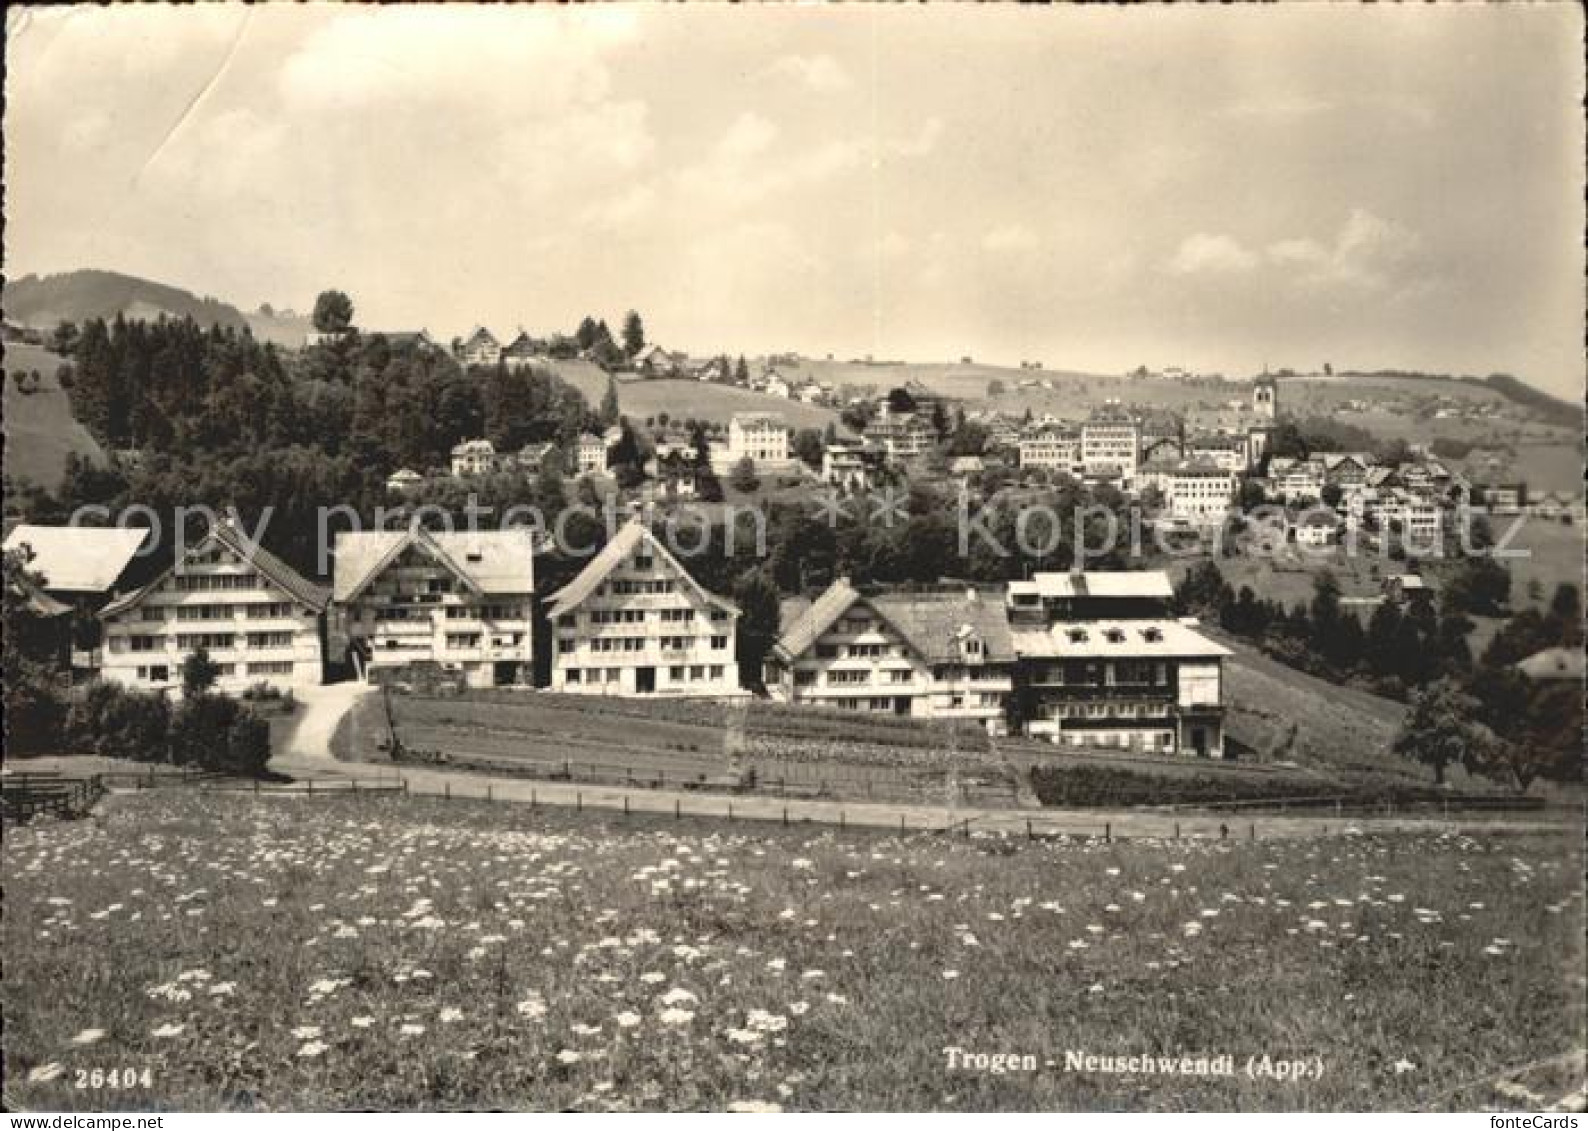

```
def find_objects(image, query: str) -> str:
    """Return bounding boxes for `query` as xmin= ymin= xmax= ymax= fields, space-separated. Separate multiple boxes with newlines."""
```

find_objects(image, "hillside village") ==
xmin=2 ymin=294 xmax=1582 ymax=801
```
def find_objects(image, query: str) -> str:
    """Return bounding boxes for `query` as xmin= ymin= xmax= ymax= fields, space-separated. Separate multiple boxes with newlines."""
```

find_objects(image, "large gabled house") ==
xmin=333 ymin=528 xmax=536 ymax=688
xmin=546 ymin=519 xmax=740 ymax=697
xmin=456 ymin=327 xmax=502 ymax=367
xmin=764 ymin=579 xmax=1015 ymax=734
xmin=1005 ymin=571 xmax=1229 ymax=757
xmin=501 ymin=331 xmax=545 ymax=371
xmin=97 ymin=518 xmax=330 ymax=695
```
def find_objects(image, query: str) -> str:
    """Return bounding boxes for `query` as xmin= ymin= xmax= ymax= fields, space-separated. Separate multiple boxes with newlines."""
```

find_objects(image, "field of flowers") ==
xmin=3 ymin=791 xmax=1582 ymax=1111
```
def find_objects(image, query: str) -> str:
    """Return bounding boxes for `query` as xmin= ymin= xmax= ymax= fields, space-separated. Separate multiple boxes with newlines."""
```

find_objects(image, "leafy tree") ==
xmin=181 ymin=647 xmax=222 ymax=698
xmin=575 ymin=316 xmax=601 ymax=351
xmin=731 ymin=569 xmax=781 ymax=688
xmin=886 ymin=387 xmax=918 ymax=415
xmin=791 ymin=428 xmax=825 ymax=470
xmin=621 ymin=310 xmax=646 ymax=358
xmin=1394 ymin=679 xmax=1483 ymax=785
xmin=729 ymin=456 xmax=760 ymax=494
xmin=311 ymin=290 xmax=354 ymax=334
xmin=3 ymin=549 xmax=68 ymax=754
xmin=734 ymin=356 xmax=750 ymax=384
xmin=599 ymin=375 xmax=621 ymax=426
xmin=1442 ymin=557 xmax=1511 ymax=617
xmin=1320 ymin=482 xmax=1343 ymax=508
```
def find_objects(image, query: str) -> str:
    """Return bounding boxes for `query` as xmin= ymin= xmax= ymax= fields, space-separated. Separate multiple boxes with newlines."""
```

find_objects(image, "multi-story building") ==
xmin=726 ymin=412 xmax=792 ymax=468
xmin=1006 ymin=571 xmax=1228 ymax=757
xmin=764 ymin=579 xmax=1014 ymax=733
xmin=1158 ymin=462 xmax=1238 ymax=521
xmin=546 ymin=519 xmax=740 ymax=697
xmin=97 ymin=518 xmax=328 ymax=695
xmin=1294 ymin=510 xmax=1341 ymax=547
xmin=501 ymin=331 xmax=544 ymax=371
xmin=333 ymin=528 xmax=536 ymax=687
xmin=1185 ymin=434 xmax=1248 ymax=473
xmin=1080 ymin=403 xmax=1141 ymax=483
xmin=1321 ymin=453 xmax=1375 ymax=490
xmin=1269 ymin=457 xmax=1325 ymax=503
xmin=577 ymin=429 xmax=619 ymax=476
xmin=1252 ymin=372 xmax=1278 ymax=421
xmin=1018 ymin=426 xmax=1081 ymax=472
xmin=456 ymin=327 xmax=502 ymax=367
xmin=822 ymin=439 xmax=884 ymax=490
xmin=450 ymin=439 xmax=499 ymax=478
xmin=863 ymin=406 xmax=937 ymax=462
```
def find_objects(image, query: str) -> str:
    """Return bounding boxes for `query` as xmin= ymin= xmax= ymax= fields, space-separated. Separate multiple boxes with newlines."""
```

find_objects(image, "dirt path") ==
xmin=272 ymin=682 xmax=378 ymax=765
xmin=260 ymin=757 xmax=1581 ymax=843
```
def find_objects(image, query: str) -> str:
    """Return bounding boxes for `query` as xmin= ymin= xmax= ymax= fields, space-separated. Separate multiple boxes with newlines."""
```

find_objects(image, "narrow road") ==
xmin=263 ymin=757 xmax=1579 ymax=843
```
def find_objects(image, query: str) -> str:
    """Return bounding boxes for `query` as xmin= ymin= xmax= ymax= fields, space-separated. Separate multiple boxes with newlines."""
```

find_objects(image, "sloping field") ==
xmin=1218 ymin=635 xmax=1409 ymax=781
xmin=2 ymin=342 xmax=107 ymax=488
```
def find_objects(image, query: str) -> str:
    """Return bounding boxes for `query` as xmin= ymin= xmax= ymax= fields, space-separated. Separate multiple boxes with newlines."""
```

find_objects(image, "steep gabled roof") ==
xmin=771 ymin=577 xmax=862 ymax=661
xmin=545 ymin=519 xmax=738 ymax=620
xmin=100 ymin=519 xmax=330 ymax=619
xmin=868 ymin=591 xmax=1015 ymax=664
xmin=3 ymin=524 xmax=150 ymax=595
xmin=334 ymin=528 xmax=535 ymax=603
xmin=1008 ymin=571 xmax=1176 ymax=601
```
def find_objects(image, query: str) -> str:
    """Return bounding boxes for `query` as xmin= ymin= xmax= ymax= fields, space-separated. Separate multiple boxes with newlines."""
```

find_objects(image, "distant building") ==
xmin=822 ymin=439 xmax=883 ymax=490
xmin=1382 ymin=572 xmax=1434 ymax=604
xmin=335 ymin=528 xmax=536 ymax=688
xmin=864 ymin=406 xmax=937 ymax=461
xmin=450 ymin=439 xmax=499 ymax=478
xmin=1006 ymin=571 xmax=1228 ymax=757
xmin=1252 ymin=372 xmax=1278 ymax=421
xmin=1185 ymin=434 xmax=1248 ymax=473
xmin=634 ymin=344 xmax=680 ymax=375
xmin=1158 ymin=462 xmax=1238 ymax=521
xmin=763 ymin=374 xmax=792 ymax=399
xmin=1080 ymin=403 xmax=1141 ymax=483
xmin=546 ymin=519 xmax=740 ymax=697
xmin=577 ymin=428 xmax=620 ymax=476
xmin=456 ymin=327 xmax=502 ymax=367
xmin=764 ymin=579 xmax=1015 ymax=734
xmin=385 ymin=468 xmax=424 ymax=496
xmin=1018 ymin=426 xmax=1080 ymax=472
xmin=516 ymin=442 xmax=558 ymax=474
xmin=501 ymin=331 xmax=545 ymax=371
xmin=726 ymin=412 xmax=791 ymax=469
xmin=98 ymin=518 xmax=329 ymax=695
xmin=1479 ymin=483 xmax=1527 ymax=514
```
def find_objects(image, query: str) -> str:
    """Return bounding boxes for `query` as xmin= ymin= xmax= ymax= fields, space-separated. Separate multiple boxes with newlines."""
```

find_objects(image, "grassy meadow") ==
xmin=3 ymin=791 xmax=1581 ymax=1111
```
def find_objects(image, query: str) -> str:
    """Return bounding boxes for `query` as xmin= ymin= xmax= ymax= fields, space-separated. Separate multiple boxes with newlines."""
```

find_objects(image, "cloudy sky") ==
xmin=6 ymin=5 xmax=1583 ymax=396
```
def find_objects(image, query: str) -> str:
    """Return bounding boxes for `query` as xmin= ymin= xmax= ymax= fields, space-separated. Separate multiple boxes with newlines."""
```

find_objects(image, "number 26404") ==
xmin=76 ymin=1067 xmax=153 ymax=1089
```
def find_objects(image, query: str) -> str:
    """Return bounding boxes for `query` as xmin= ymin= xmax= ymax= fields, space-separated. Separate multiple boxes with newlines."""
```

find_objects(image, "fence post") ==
xmin=576 ymin=791 xmax=582 ymax=813
xmin=444 ymin=782 xmax=450 ymax=802
xmin=900 ymin=814 xmax=906 ymax=835
xmin=674 ymin=798 xmax=681 ymax=820
xmin=1105 ymin=822 xmax=1111 ymax=843
xmin=624 ymin=794 xmax=630 ymax=817
xmin=403 ymin=778 xmax=409 ymax=795
xmin=531 ymin=788 xmax=537 ymax=809
xmin=728 ymin=802 xmax=733 ymax=822
xmin=1249 ymin=822 xmax=1256 ymax=842
xmin=782 ymin=806 xmax=788 ymax=827
xmin=308 ymin=779 xmax=314 ymax=796
xmin=253 ymin=778 xmax=259 ymax=795
xmin=487 ymin=784 xmax=493 ymax=803
xmin=840 ymin=810 xmax=845 ymax=831
xmin=352 ymin=780 xmax=358 ymax=797
xmin=1026 ymin=818 xmax=1033 ymax=841
xmin=1174 ymin=821 xmax=1180 ymax=840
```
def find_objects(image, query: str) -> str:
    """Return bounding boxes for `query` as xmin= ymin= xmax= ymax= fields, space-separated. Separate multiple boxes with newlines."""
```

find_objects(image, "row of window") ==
xmin=563 ymin=665 xmax=727 ymax=685
xmin=109 ymin=631 xmax=299 ymax=653
xmin=135 ymin=602 xmax=301 ymax=622
xmin=167 ymin=573 xmax=261 ymax=591
xmin=132 ymin=660 xmax=295 ymax=682
xmin=1046 ymin=702 xmax=1173 ymax=719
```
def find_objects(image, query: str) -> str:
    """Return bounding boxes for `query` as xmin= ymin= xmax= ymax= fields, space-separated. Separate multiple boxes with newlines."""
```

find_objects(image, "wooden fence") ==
xmin=1 ymin=772 xmax=106 ymax=823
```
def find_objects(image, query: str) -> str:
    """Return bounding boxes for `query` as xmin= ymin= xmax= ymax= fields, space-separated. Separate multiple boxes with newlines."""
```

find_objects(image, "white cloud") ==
xmin=886 ymin=117 xmax=943 ymax=158
xmin=768 ymin=53 xmax=852 ymax=92
xmin=1265 ymin=208 xmax=1420 ymax=290
xmin=715 ymin=111 xmax=779 ymax=161
xmin=1166 ymin=233 xmax=1258 ymax=275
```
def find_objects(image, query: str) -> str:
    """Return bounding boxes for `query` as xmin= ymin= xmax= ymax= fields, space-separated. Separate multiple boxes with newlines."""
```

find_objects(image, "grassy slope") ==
xmin=3 ymin=792 xmax=1580 ymax=1111
xmin=2 ymin=342 xmax=108 ymax=488
xmin=1215 ymin=633 xmax=1409 ymax=781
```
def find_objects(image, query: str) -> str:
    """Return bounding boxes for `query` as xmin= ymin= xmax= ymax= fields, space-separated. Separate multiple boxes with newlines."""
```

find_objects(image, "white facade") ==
xmin=727 ymin=413 xmax=792 ymax=468
xmin=335 ymin=529 xmax=535 ymax=688
xmin=450 ymin=439 xmax=499 ymax=477
xmin=764 ymin=583 xmax=1013 ymax=735
xmin=577 ymin=432 xmax=612 ymax=476
xmin=1161 ymin=466 xmax=1238 ymax=520
xmin=1080 ymin=413 xmax=1141 ymax=482
xmin=1018 ymin=429 xmax=1080 ymax=471
xmin=457 ymin=328 xmax=502 ymax=367
xmin=547 ymin=520 xmax=740 ymax=697
xmin=98 ymin=522 xmax=326 ymax=695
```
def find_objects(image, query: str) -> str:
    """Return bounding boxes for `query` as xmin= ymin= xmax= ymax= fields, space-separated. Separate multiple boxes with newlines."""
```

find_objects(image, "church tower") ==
xmin=1252 ymin=372 xmax=1277 ymax=421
